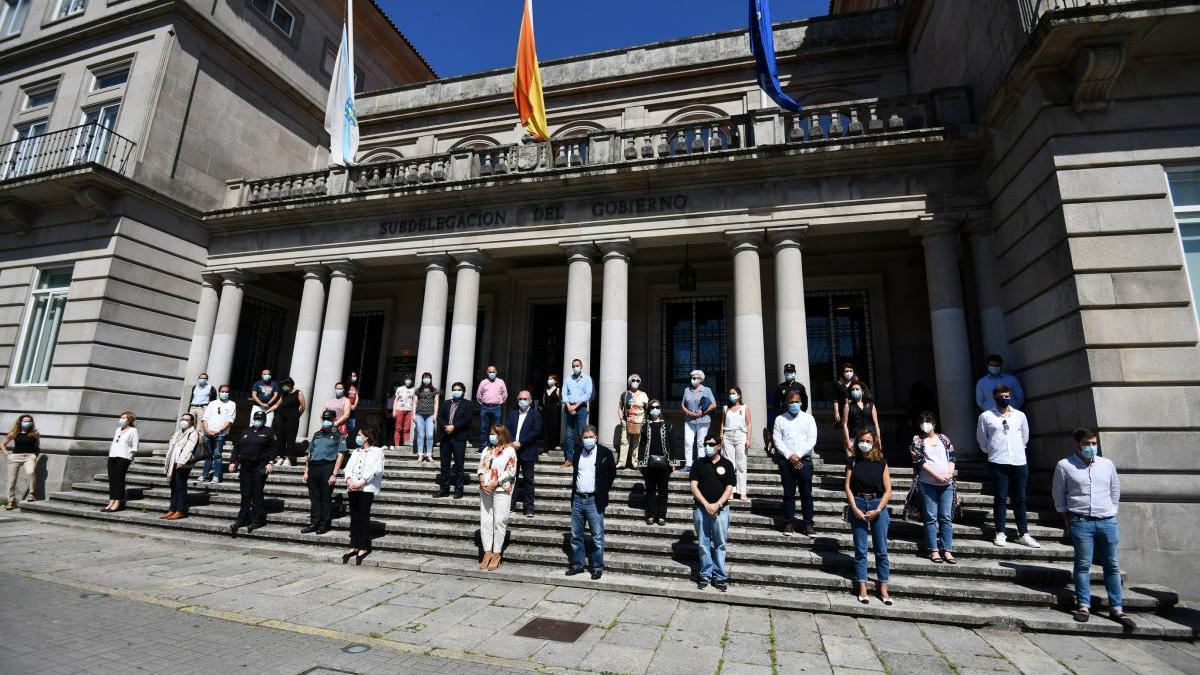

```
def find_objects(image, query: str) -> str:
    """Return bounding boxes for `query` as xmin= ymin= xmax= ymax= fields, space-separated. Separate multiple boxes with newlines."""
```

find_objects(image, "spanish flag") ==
xmin=513 ymin=0 xmax=549 ymax=141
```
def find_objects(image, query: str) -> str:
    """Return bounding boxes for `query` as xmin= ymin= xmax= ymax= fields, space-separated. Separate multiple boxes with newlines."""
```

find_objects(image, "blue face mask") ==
xmin=20 ymin=420 xmax=32 ymax=429
xmin=321 ymin=420 xmax=333 ymax=429
xmin=1080 ymin=444 xmax=1098 ymax=460
xmin=198 ymin=379 xmax=208 ymax=387
xmin=251 ymin=420 xmax=264 ymax=428
xmin=787 ymin=403 xmax=801 ymax=416
xmin=219 ymin=392 xmax=230 ymax=401
xmin=728 ymin=394 xmax=739 ymax=403
xmin=649 ymin=407 xmax=662 ymax=418
xmin=988 ymin=365 xmax=1002 ymax=376
xmin=488 ymin=434 xmax=499 ymax=446
xmin=581 ymin=438 xmax=597 ymax=451
xmin=700 ymin=444 xmax=716 ymax=458
xmin=851 ymin=390 xmax=863 ymax=401
xmin=356 ymin=435 xmax=366 ymax=446
xmin=487 ymin=373 xmax=497 ymax=381
xmin=518 ymin=400 xmax=530 ymax=410
xmin=451 ymin=390 xmax=463 ymax=400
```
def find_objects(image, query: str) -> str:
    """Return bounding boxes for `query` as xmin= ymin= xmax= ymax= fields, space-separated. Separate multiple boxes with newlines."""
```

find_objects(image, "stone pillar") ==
xmin=727 ymin=231 xmax=769 ymax=437
xmin=966 ymin=219 xmax=1009 ymax=361
xmin=444 ymin=251 xmax=487 ymax=397
xmin=206 ymin=270 xmax=247 ymax=390
xmin=289 ymin=264 xmax=327 ymax=439
xmin=181 ymin=273 xmax=220 ymax=410
xmin=770 ymin=227 xmax=810 ymax=397
xmin=414 ymin=255 xmax=452 ymax=390
xmin=308 ymin=262 xmax=356 ymax=434
xmin=561 ymin=243 xmax=597 ymax=382
xmin=915 ymin=218 xmax=977 ymax=456
xmin=597 ymin=239 xmax=633 ymax=442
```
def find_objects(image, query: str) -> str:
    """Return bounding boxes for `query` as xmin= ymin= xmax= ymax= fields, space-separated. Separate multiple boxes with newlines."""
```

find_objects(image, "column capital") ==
xmin=560 ymin=241 xmax=598 ymax=263
xmin=911 ymin=215 xmax=961 ymax=242
xmin=767 ymin=226 xmax=809 ymax=251
xmin=294 ymin=263 xmax=328 ymax=281
xmin=214 ymin=269 xmax=252 ymax=286
xmin=725 ymin=228 xmax=765 ymax=253
xmin=962 ymin=212 xmax=995 ymax=239
xmin=200 ymin=271 xmax=222 ymax=287
xmin=596 ymin=237 xmax=635 ymax=261
xmin=417 ymin=252 xmax=454 ymax=271
xmin=323 ymin=260 xmax=357 ymax=279
xmin=448 ymin=249 xmax=489 ymax=270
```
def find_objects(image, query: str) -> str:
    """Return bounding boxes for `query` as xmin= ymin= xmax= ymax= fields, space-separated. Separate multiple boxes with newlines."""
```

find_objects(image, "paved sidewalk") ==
xmin=1 ymin=515 xmax=1197 ymax=675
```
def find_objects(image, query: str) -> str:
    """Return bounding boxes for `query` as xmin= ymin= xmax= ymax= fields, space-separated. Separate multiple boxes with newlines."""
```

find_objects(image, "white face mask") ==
xmin=179 ymin=420 xmax=191 ymax=430
xmin=691 ymin=378 xmax=700 ymax=386
xmin=356 ymin=435 xmax=365 ymax=446
xmin=422 ymin=377 xmax=432 ymax=385
xmin=547 ymin=379 xmax=556 ymax=386
xmin=117 ymin=418 xmax=129 ymax=427
xmin=629 ymin=380 xmax=640 ymax=390
xmin=920 ymin=422 xmax=934 ymax=434
xmin=857 ymin=441 xmax=873 ymax=453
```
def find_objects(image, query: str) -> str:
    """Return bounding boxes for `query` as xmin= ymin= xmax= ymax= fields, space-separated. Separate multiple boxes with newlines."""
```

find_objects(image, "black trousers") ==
xmin=438 ymin=438 xmax=466 ymax=491
xmin=237 ymin=462 xmax=268 ymax=525
xmin=306 ymin=460 xmax=335 ymax=526
xmin=516 ymin=459 xmax=537 ymax=508
xmin=169 ymin=468 xmax=191 ymax=512
xmin=107 ymin=457 xmax=131 ymax=501
xmin=348 ymin=491 xmax=374 ymax=550
xmin=642 ymin=465 xmax=671 ymax=518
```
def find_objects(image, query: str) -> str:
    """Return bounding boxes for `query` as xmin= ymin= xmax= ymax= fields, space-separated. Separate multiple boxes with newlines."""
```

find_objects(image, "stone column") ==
xmin=915 ymin=218 xmax=977 ymax=456
xmin=205 ymin=270 xmax=247 ymax=390
xmin=289 ymin=264 xmax=327 ymax=439
xmin=597 ymin=239 xmax=633 ymax=442
xmin=308 ymin=262 xmax=356 ymax=434
xmin=727 ymin=231 xmax=769 ymax=436
xmin=966 ymin=218 xmax=1009 ymax=361
xmin=444 ymin=251 xmax=487 ymax=397
xmin=414 ymin=255 xmax=452 ymax=390
xmin=180 ymin=273 xmax=220 ymax=411
xmin=770 ymin=227 xmax=810 ymax=397
xmin=561 ymin=243 xmax=597 ymax=382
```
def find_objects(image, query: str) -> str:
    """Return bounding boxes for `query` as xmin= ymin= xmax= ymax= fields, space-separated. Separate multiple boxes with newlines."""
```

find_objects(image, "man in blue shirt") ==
xmin=974 ymin=354 xmax=1024 ymax=411
xmin=561 ymin=357 xmax=593 ymax=467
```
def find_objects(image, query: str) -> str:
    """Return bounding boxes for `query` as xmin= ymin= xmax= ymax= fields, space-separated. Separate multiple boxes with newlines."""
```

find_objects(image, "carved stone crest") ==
xmin=515 ymin=142 xmax=544 ymax=171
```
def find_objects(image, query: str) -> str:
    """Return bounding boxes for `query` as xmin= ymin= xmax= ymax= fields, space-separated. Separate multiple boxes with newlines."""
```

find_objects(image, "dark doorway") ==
xmin=229 ymin=296 xmax=287 ymax=397
xmin=525 ymin=302 xmax=602 ymax=395
xmin=344 ymin=311 xmax=384 ymax=403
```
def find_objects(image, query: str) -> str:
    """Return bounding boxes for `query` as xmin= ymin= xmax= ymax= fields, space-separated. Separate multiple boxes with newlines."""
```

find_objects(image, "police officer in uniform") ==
xmin=766 ymin=364 xmax=810 ymax=453
xmin=229 ymin=410 xmax=276 ymax=536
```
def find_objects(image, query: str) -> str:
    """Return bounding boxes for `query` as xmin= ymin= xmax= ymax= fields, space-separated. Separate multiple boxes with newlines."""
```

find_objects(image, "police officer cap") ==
xmin=252 ymin=410 xmax=266 ymax=421
xmin=783 ymin=363 xmax=797 ymax=373
xmin=320 ymin=409 xmax=337 ymax=421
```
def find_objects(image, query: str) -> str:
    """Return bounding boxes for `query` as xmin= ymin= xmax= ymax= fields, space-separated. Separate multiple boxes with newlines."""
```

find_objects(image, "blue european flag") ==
xmin=749 ymin=0 xmax=803 ymax=113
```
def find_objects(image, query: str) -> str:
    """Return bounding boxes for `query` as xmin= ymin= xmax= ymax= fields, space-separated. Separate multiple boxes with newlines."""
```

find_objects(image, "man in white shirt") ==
xmin=199 ymin=385 xmax=237 ymax=484
xmin=772 ymin=391 xmax=818 ymax=536
xmin=975 ymin=384 xmax=1039 ymax=548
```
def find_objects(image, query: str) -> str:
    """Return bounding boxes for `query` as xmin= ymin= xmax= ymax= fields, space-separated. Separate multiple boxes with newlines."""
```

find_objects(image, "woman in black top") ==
xmin=541 ymin=374 xmax=562 ymax=453
xmin=845 ymin=428 xmax=892 ymax=605
xmin=273 ymin=377 xmax=306 ymax=466
xmin=3 ymin=414 xmax=40 ymax=509
xmin=841 ymin=381 xmax=881 ymax=459
xmin=636 ymin=400 xmax=683 ymax=525
xmin=832 ymin=362 xmax=860 ymax=428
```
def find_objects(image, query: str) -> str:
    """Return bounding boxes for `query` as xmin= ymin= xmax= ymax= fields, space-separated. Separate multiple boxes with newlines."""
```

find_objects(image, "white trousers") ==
xmin=723 ymin=430 xmax=749 ymax=497
xmin=480 ymin=490 xmax=512 ymax=553
xmin=684 ymin=419 xmax=710 ymax=467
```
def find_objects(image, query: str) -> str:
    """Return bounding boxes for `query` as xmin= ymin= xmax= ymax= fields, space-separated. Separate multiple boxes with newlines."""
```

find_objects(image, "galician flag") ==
xmin=749 ymin=0 xmax=803 ymax=113
xmin=513 ymin=0 xmax=549 ymax=141
xmin=325 ymin=0 xmax=359 ymax=166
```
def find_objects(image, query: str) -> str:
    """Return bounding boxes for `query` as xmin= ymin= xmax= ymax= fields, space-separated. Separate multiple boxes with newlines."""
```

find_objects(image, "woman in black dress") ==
xmin=273 ymin=377 xmax=306 ymax=466
xmin=636 ymin=400 xmax=683 ymax=525
xmin=841 ymin=381 xmax=880 ymax=459
xmin=541 ymin=373 xmax=562 ymax=453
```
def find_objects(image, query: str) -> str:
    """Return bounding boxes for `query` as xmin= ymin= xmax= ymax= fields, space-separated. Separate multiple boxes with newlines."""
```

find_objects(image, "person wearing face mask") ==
xmin=680 ymin=369 xmax=716 ymax=472
xmin=229 ymin=410 xmax=277 ymax=536
xmin=617 ymin=373 xmax=648 ymax=470
xmin=909 ymin=411 xmax=958 ymax=564
xmin=341 ymin=428 xmax=385 ymax=565
xmin=691 ymin=435 xmax=736 ymax=591
xmin=478 ymin=425 xmax=519 ymax=570
xmin=476 ymin=365 xmax=508 ymax=450
xmin=772 ymin=391 xmax=817 ymax=536
xmin=162 ymin=413 xmax=201 ymax=520
xmin=302 ymin=410 xmax=348 ymax=535
xmin=104 ymin=411 xmax=139 ymax=512
xmin=636 ymin=400 xmax=682 ymax=525
xmin=324 ymin=382 xmax=352 ymax=438
xmin=413 ymin=372 xmax=440 ymax=462
xmin=273 ymin=377 xmax=306 ymax=467
xmin=1053 ymin=428 xmax=1134 ymax=629
xmin=187 ymin=372 xmax=216 ymax=421
xmin=845 ymin=429 xmax=892 ymax=605
xmin=976 ymin=384 xmax=1038 ymax=548
xmin=199 ymin=385 xmax=236 ymax=484
xmin=506 ymin=390 xmax=542 ymax=517
xmin=832 ymin=363 xmax=860 ymax=429
xmin=562 ymin=359 xmax=594 ymax=467
xmin=542 ymin=374 xmax=562 ymax=454
xmin=841 ymin=382 xmax=881 ymax=459
xmin=719 ymin=386 xmax=752 ymax=500
xmin=3 ymin=415 xmax=41 ymax=509
xmin=566 ymin=426 xmax=616 ymax=580
xmin=774 ymin=363 xmax=809 ymax=417
xmin=345 ymin=372 xmax=362 ymax=449
xmin=392 ymin=374 xmax=416 ymax=451
xmin=250 ymin=368 xmax=280 ymax=427
xmin=975 ymin=355 xmax=1024 ymax=412
xmin=435 ymin=382 xmax=475 ymax=499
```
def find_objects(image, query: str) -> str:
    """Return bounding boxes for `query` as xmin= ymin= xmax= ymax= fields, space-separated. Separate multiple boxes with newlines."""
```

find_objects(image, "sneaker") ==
xmin=1017 ymin=533 xmax=1041 ymax=549
xmin=696 ymin=578 xmax=709 ymax=590
xmin=712 ymin=580 xmax=728 ymax=592
xmin=993 ymin=533 xmax=1008 ymax=547
xmin=781 ymin=523 xmax=794 ymax=537
xmin=210 ymin=478 xmax=221 ymax=485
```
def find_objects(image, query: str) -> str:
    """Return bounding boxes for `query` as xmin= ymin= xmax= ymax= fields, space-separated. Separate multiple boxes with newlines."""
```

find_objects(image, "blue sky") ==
xmin=376 ymin=0 xmax=830 ymax=78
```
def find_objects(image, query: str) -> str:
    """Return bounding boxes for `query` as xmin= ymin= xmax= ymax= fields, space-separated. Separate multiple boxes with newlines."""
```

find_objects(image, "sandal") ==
xmin=4 ymin=500 xmax=13 ymax=510
xmin=929 ymin=552 xmax=944 ymax=564
xmin=1109 ymin=611 xmax=1137 ymax=631
xmin=942 ymin=551 xmax=958 ymax=565
xmin=1073 ymin=607 xmax=1090 ymax=623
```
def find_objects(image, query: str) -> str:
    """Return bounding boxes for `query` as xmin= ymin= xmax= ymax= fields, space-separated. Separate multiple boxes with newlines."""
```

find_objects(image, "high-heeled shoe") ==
xmin=355 ymin=550 xmax=370 ymax=565
xmin=341 ymin=550 xmax=356 ymax=565
xmin=487 ymin=553 xmax=502 ymax=571
xmin=479 ymin=552 xmax=494 ymax=570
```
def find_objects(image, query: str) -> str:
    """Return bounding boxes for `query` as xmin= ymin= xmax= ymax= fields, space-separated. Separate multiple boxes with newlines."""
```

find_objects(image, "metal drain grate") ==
xmin=513 ymin=617 xmax=592 ymax=643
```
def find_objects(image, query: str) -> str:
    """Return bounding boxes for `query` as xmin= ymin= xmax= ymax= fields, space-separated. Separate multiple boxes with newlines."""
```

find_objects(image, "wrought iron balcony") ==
xmin=0 ymin=122 xmax=135 ymax=183
xmin=1017 ymin=0 xmax=1138 ymax=33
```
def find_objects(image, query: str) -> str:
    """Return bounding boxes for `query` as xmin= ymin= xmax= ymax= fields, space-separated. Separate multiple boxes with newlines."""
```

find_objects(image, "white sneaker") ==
xmin=1017 ymin=533 xmax=1041 ymax=548
xmin=993 ymin=533 xmax=1008 ymax=547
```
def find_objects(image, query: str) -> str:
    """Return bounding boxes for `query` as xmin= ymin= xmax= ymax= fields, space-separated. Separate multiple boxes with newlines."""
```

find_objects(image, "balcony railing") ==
xmin=0 ymin=122 xmax=135 ymax=182
xmin=223 ymin=88 xmax=970 ymax=209
xmin=1017 ymin=0 xmax=1137 ymax=33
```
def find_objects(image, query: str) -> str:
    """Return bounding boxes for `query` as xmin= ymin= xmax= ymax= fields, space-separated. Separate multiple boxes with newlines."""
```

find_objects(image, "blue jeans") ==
xmin=202 ymin=433 xmax=226 ymax=480
xmin=1070 ymin=515 xmax=1123 ymax=610
xmin=693 ymin=505 xmax=730 ymax=582
xmin=415 ymin=414 xmax=435 ymax=455
xmin=989 ymin=462 xmax=1029 ymax=537
xmin=480 ymin=405 xmax=503 ymax=448
xmin=345 ymin=416 xmax=358 ymax=449
xmin=919 ymin=481 xmax=954 ymax=552
xmin=563 ymin=406 xmax=588 ymax=463
xmin=849 ymin=496 xmax=890 ymax=583
xmin=570 ymin=494 xmax=604 ymax=570
xmin=778 ymin=456 xmax=814 ymax=525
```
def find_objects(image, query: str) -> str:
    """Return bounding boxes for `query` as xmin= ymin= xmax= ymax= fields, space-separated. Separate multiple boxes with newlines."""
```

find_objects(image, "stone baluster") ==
xmin=657 ymin=130 xmax=669 ymax=156
xmin=480 ymin=152 xmax=494 ymax=175
xmin=691 ymin=125 xmax=705 ymax=152
xmin=710 ymin=123 xmax=722 ymax=150
xmin=624 ymin=136 xmax=638 ymax=160
xmin=848 ymin=105 xmax=863 ymax=135
xmin=641 ymin=132 xmax=653 ymax=158
xmin=496 ymin=149 xmax=510 ymax=173
xmin=868 ymin=104 xmax=884 ymax=133
xmin=419 ymin=161 xmax=432 ymax=182
xmin=809 ymin=111 xmax=824 ymax=139
xmin=555 ymin=144 xmax=567 ymax=167
xmin=788 ymin=114 xmax=804 ymax=142
xmin=569 ymin=141 xmax=582 ymax=166
xmin=888 ymin=99 xmax=905 ymax=129
xmin=433 ymin=159 xmax=446 ymax=181
xmin=829 ymin=108 xmax=845 ymax=137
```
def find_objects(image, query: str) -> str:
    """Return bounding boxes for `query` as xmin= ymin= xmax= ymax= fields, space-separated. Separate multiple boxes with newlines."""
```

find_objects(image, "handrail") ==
xmin=0 ymin=122 xmax=135 ymax=182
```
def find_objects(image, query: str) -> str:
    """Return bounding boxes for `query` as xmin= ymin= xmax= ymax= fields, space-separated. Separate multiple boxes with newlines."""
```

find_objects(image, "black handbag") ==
xmin=646 ymin=454 xmax=671 ymax=469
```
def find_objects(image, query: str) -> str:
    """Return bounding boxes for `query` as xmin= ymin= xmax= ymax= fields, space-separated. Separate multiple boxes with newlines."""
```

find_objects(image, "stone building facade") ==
xmin=2 ymin=0 xmax=1200 ymax=599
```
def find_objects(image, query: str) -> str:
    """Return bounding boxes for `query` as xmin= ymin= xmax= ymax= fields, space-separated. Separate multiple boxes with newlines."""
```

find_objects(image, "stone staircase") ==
xmin=22 ymin=446 xmax=1198 ymax=638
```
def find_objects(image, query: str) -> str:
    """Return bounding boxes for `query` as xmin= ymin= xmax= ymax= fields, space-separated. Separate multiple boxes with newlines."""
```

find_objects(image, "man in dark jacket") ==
xmin=229 ymin=410 xmax=276 ymax=535
xmin=774 ymin=363 xmax=809 ymax=414
xmin=505 ymin=390 xmax=543 ymax=517
xmin=566 ymin=425 xmax=616 ymax=580
xmin=435 ymin=381 xmax=475 ymax=499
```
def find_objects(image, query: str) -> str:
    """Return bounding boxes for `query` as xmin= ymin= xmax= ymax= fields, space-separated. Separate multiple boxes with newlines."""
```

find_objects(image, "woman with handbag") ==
xmin=909 ymin=410 xmax=958 ymax=564
xmin=618 ymin=373 xmax=648 ymax=470
xmin=637 ymin=400 xmax=683 ymax=525
xmin=162 ymin=412 xmax=201 ymax=520
xmin=478 ymin=424 xmax=518 ymax=570
xmin=845 ymin=428 xmax=892 ymax=605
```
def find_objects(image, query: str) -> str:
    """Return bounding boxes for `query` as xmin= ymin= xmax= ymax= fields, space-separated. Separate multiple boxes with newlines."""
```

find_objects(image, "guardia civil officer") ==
xmin=229 ymin=410 xmax=277 ymax=536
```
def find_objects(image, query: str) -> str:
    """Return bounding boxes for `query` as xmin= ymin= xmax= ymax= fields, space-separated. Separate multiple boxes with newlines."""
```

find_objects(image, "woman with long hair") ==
xmin=636 ymin=400 xmax=683 ymax=525
xmin=541 ymin=373 xmax=562 ymax=453
xmin=845 ymin=428 xmax=892 ymax=605
xmin=341 ymin=428 xmax=384 ymax=565
xmin=105 ymin=411 xmax=139 ymax=512
xmin=478 ymin=424 xmax=518 ymax=570
xmin=413 ymin=372 xmax=439 ymax=462
xmin=841 ymin=381 xmax=881 ymax=459
xmin=3 ymin=414 xmax=40 ymax=509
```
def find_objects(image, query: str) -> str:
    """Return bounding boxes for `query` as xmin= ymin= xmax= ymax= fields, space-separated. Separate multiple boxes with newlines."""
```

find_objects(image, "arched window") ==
xmin=449 ymin=134 xmax=502 ymax=151
xmin=551 ymin=121 xmax=605 ymax=167
xmin=660 ymin=108 xmax=738 ymax=157
xmin=360 ymin=149 xmax=403 ymax=164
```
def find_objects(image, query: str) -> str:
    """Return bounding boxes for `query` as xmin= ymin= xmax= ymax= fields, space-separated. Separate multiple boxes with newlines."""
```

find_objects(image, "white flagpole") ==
xmin=347 ymin=0 xmax=355 ymax=92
